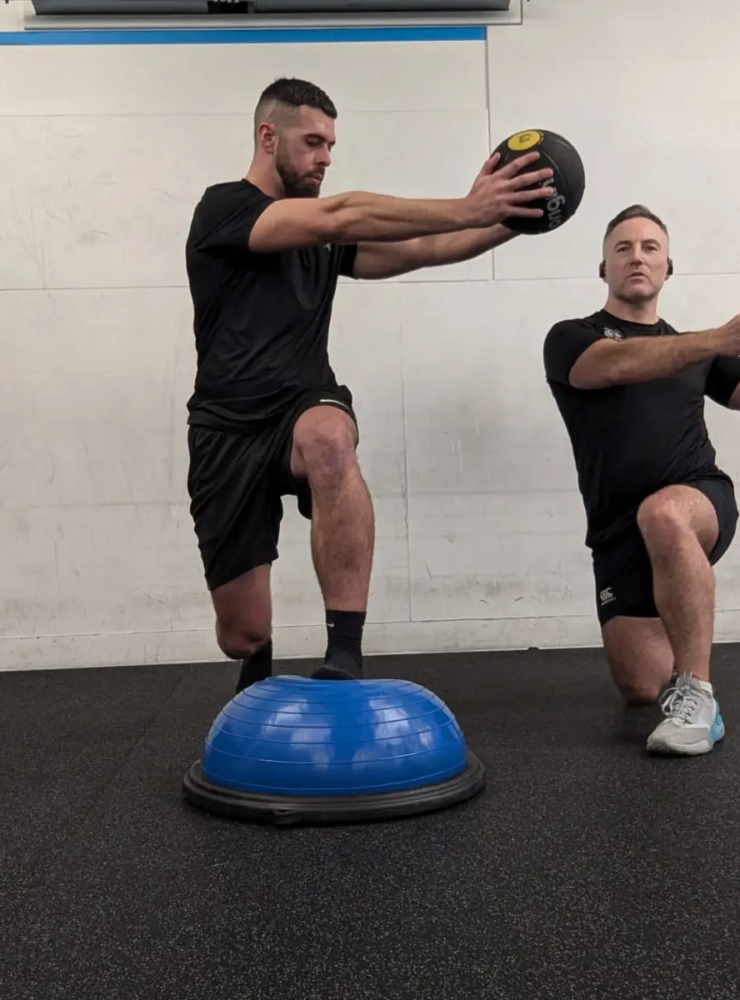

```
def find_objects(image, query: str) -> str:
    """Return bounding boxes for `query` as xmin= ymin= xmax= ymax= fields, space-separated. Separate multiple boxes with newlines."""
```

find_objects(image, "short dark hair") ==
xmin=254 ymin=77 xmax=337 ymax=131
xmin=603 ymin=204 xmax=669 ymax=248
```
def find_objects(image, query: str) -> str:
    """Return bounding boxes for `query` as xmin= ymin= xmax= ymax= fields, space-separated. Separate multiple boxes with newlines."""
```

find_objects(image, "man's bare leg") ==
xmin=631 ymin=485 xmax=725 ymax=754
xmin=290 ymin=405 xmax=375 ymax=679
xmin=636 ymin=485 xmax=719 ymax=682
xmin=602 ymin=616 xmax=675 ymax=706
xmin=212 ymin=563 xmax=273 ymax=693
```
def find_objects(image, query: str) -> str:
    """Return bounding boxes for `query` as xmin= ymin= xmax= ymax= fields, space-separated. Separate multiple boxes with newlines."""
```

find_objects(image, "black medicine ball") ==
xmin=490 ymin=129 xmax=585 ymax=235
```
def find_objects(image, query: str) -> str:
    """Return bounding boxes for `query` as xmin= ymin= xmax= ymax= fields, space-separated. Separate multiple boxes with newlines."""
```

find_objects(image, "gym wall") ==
xmin=1 ymin=0 xmax=739 ymax=671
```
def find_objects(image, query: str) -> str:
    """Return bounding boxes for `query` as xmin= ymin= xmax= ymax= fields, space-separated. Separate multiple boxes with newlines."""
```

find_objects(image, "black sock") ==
xmin=235 ymin=640 xmax=273 ymax=694
xmin=325 ymin=610 xmax=366 ymax=668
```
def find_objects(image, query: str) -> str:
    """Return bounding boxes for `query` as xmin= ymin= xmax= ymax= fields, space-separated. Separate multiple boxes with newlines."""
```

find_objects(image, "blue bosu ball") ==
xmin=183 ymin=676 xmax=485 ymax=826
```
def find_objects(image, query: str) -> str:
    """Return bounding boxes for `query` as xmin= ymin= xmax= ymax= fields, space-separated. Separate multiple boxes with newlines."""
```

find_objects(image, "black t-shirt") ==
xmin=184 ymin=179 xmax=358 ymax=432
xmin=543 ymin=308 xmax=740 ymax=548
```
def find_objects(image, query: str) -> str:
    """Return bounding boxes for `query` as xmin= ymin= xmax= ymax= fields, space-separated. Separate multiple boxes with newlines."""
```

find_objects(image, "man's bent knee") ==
xmin=637 ymin=496 xmax=699 ymax=561
xmin=637 ymin=487 xmax=718 ymax=558
xmin=217 ymin=619 xmax=271 ymax=661
xmin=637 ymin=494 xmax=686 ymax=545
xmin=291 ymin=408 xmax=358 ymax=483
xmin=211 ymin=564 xmax=272 ymax=661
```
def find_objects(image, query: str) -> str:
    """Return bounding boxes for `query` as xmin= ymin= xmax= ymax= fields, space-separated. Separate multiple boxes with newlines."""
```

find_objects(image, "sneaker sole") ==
xmin=647 ymin=721 xmax=726 ymax=756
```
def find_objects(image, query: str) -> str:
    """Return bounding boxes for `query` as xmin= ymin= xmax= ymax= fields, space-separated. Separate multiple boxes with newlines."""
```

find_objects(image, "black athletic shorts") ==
xmin=592 ymin=475 xmax=738 ymax=626
xmin=187 ymin=385 xmax=357 ymax=591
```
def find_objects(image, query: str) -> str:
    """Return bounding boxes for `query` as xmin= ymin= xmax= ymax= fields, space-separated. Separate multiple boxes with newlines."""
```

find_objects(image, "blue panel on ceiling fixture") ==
xmin=30 ymin=0 xmax=511 ymax=11
xmin=0 ymin=26 xmax=488 ymax=44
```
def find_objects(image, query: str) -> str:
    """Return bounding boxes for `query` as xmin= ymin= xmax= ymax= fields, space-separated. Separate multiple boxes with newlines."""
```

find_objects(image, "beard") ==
xmin=275 ymin=149 xmax=322 ymax=199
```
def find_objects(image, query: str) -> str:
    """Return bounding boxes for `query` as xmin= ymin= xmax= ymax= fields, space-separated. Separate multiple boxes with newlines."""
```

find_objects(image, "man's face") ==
xmin=602 ymin=217 xmax=671 ymax=305
xmin=272 ymin=106 xmax=336 ymax=198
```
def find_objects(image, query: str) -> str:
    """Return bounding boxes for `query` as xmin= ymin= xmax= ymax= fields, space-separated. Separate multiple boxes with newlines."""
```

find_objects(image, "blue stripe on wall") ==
xmin=0 ymin=25 xmax=486 ymax=45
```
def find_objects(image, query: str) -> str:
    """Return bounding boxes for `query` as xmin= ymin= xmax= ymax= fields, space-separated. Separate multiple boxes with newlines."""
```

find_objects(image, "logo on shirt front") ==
xmin=603 ymin=327 xmax=623 ymax=341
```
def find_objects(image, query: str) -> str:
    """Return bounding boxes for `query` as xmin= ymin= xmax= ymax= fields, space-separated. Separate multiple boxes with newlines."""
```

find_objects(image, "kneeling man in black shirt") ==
xmin=544 ymin=204 xmax=740 ymax=755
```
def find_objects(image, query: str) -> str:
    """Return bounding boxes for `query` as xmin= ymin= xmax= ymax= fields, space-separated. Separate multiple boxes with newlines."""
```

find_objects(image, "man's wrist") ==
xmin=702 ymin=326 xmax=726 ymax=355
xmin=494 ymin=222 xmax=519 ymax=244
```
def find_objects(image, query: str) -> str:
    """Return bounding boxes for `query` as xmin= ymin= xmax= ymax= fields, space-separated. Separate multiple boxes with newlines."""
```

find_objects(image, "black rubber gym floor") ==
xmin=2 ymin=646 xmax=740 ymax=1000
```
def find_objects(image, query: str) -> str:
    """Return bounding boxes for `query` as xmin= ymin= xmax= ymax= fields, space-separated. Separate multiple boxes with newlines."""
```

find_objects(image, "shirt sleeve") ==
xmin=189 ymin=184 xmax=274 ymax=255
xmin=335 ymin=243 xmax=359 ymax=279
xmin=543 ymin=319 xmax=604 ymax=385
xmin=705 ymin=356 xmax=740 ymax=407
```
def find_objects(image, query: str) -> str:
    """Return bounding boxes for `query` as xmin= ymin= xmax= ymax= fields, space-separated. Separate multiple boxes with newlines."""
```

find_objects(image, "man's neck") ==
xmin=245 ymin=163 xmax=284 ymax=201
xmin=603 ymin=296 xmax=660 ymax=326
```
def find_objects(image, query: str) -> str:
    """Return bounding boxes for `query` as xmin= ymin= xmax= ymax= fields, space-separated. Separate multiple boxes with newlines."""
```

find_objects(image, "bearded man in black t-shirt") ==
xmin=544 ymin=204 xmax=740 ymax=756
xmin=185 ymin=76 xmax=557 ymax=689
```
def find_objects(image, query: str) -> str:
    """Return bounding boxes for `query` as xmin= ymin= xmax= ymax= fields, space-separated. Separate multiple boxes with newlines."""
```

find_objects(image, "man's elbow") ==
xmin=568 ymin=362 xmax=619 ymax=391
xmin=320 ymin=194 xmax=376 ymax=245
xmin=326 ymin=206 xmax=363 ymax=245
xmin=248 ymin=197 xmax=351 ymax=253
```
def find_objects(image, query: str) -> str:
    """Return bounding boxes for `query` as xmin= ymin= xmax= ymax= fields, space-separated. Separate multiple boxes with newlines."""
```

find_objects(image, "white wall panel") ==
xmin=400 ymin=277 xmax=604 ymax=497
xmin=328 ymin=282 xmax=406 ymax=498
xmin=0 ymin=502 xmax=208 ymax=641
xmin=5 ymin=0 xmax=740 ymax=669
xmin=488 ymin=0 xmax=740 ymax=281
xmin=407 ymin=490 xmax=594 ymax=626
xmin=401 ymin=277 xmax=593 ymax=627
xmin=0 ymin=278 xmax=408 ymax=661
xmin=0 ymin=109 xmax=490 ymax=292
xmin=0 ymin=288 xmax=194 ymax=508
xmin=0 ymin=37 xmax=486 ymax=116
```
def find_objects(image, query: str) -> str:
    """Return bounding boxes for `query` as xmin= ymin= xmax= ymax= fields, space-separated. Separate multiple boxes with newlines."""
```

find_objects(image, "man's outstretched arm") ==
xmin=348 ymin=150 xmax=544 ymax=279
xmin=350 ymin=222 xmax=517 ymax=279
xmin=247 ymin=150 xmax=551 ymax=258
xmin=542 ymin=315 xmax=740 ymax=392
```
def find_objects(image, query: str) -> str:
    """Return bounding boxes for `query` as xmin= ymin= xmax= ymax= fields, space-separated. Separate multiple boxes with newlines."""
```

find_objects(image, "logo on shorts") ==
xmin=599 ymin=587 xmax=615 ymax=606
xmin=603 ymin=327 xmax=623 ymax=341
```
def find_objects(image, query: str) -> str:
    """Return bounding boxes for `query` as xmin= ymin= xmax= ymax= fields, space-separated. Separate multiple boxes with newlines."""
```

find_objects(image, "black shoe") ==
xmin=310 ymin=650 xmax=363 ymax=681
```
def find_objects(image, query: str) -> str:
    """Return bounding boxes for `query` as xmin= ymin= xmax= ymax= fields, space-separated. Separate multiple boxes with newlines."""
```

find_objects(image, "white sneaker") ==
xmin=646 ymin=672 xmax=725 ymax=756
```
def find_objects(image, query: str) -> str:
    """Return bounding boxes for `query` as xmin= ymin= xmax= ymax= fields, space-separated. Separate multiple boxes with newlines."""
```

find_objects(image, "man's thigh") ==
xmin=187 ymin=425 xmax=285 ymax=591
xmin=593 ymin=520 xmax=657 ymax=625
xmin=686 ymin=476 xmax=739 ymax=566
xmin=592 ymin=523 xmax=674 ymax=700
xmin=636 ymin=482 xmax=721 ymax=558
xmin=594 ymin=476 xmax=738 ymax=622
xmin=280 ymin=385 xmax=360 ymax=520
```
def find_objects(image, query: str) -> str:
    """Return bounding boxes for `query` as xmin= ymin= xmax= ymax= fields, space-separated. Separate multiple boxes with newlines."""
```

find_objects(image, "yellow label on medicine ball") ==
xmin=507 ymin=130 xmax=544 ymax=152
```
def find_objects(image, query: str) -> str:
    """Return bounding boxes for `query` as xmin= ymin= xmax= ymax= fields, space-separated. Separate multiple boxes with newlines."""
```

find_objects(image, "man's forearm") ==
xmin=415 ymin=223 xmax=517 ymax=267
xmin=576 ymin=330 xmax=720 ymax=390
xmin=351 ymin=221 xmax=518 ymax=280
xmin=611 ymin=331 xmax=720 ymax=382
xmin=330 ymin=190 xmax=482 ymax=244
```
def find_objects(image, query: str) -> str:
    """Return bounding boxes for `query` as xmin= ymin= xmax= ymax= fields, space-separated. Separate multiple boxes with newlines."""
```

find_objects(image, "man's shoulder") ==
xmin=657 ymin=318 xmax=680 ymax=337
xmin=546 ymin=311 xmax=605 ymax=339
xmin=195 ymin=179 xmax=272 ymax=215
